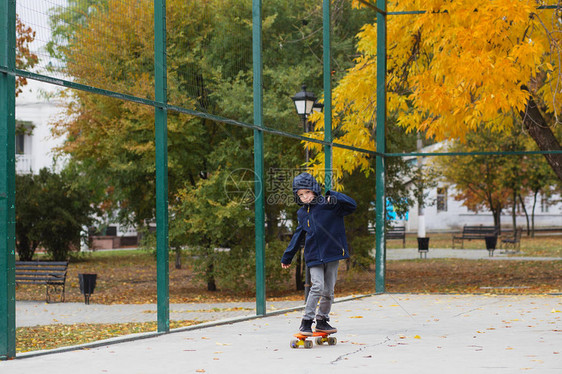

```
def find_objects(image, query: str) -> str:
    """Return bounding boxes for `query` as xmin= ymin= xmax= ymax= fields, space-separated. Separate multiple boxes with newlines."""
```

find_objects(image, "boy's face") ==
xmin=297 ymin=189 xmax=315 ymax=204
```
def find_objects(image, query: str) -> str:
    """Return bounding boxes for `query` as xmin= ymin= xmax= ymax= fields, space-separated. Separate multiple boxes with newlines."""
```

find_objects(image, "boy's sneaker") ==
xmin=315 ymin=317 xmax=337 ymax=333
xmin=298 ymin=319 xmax=314 ymax=336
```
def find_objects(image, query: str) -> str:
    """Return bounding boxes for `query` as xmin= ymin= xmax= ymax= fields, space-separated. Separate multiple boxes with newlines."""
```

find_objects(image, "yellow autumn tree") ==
xmin=308 ymin=0 xmax=562 ymax=182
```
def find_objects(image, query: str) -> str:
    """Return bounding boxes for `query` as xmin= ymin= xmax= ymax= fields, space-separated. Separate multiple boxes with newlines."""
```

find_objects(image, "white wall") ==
xmin=15 ymin=80 xmax=67 ymax=174
xmin=406 ymin=184 xmax=562 ymax=232
xmin=15 ymin=0 xmax=69 ymax=174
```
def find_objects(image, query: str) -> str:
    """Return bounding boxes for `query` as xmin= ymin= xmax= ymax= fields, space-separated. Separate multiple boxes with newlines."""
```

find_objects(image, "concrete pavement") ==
xmin=4 ymin=248 xmax=561 ymax=372
xmin=3 ymin=294 xmax=561 ymax=373
xmin=15 ymin=300 xmax=303 ymax=327
xmin=385 ymin=247 xmax=562 ymax=261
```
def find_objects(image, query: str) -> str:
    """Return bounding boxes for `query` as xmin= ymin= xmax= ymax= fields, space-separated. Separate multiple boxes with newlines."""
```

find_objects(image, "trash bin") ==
xmin=79 ymin=273 xmax=97 ymax=304
xmin=417 ymin=237 xmax=430 ymax=259
xmin=485 ymin=236 xmax=497 ymax=256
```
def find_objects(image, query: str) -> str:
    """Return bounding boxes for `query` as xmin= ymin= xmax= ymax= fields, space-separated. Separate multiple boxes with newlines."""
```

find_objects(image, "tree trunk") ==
xmin=207 ymin=263 xmax=217 ymax=291
xmin=511 ymin=190 xmax=517 ymax=231
xmin=175 ymin=248 xmax=182 ymax=269
xmin=518 ymin=194 xmax=530 ymax=236
xmin=519 ymin=89 xmax=562 ymax=182
xmin=492 ymin=204 xmax=502 ymax=234
xmin=493 ymin=209 xmax=499 ymax=228
xmin=531 ymin=190 xmax=538 ymax=238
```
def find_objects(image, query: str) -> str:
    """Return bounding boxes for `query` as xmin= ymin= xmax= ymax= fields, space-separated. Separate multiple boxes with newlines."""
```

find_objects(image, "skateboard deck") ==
xmin=290 ymin=331 xmax=337 ymax=349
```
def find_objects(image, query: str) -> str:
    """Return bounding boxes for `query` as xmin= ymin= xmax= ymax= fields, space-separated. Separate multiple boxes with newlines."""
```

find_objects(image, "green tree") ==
xmin=15 ymin=174 xmax=41 ymax=261
xmin=46 ymin=0 xmax=109 ymax=65
xmin=517 ymin=142 xmax=559 ymax=236
xmin=437 ymin=125 xmax=560 ymax=234
xmin=527 ymin=159 xmax=559 ymax=235
xmin=171 ymin=170 xmax=254 ymax=291
xmin=435 ymin=131 xmax=512 ymax=228
xmin=50 ymin=0 xmax=208 ymax=227
xmin=48 ymin=0 xmax=372 ymax=222
xmin=16 ymin=168 xmax=97 ymax=261
xmin=47 ymin=0 xmax=396 ymax=291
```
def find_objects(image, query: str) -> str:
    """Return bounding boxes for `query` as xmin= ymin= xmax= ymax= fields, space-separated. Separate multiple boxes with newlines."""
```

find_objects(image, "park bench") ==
xmin=386 ymin=225 xmax=406 ymax=248
xmin=452 ymin=225 xmax=499 ymax=249
xmin=500 ymin=228 xmax=522 ymax=252
xmin=15 ymin=261 xmax=68 ymax=303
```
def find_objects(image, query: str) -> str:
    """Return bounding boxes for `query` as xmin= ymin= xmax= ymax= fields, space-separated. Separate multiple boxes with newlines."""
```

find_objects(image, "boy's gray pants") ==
xmin=303 ymin=260 xmax=339 ymax=321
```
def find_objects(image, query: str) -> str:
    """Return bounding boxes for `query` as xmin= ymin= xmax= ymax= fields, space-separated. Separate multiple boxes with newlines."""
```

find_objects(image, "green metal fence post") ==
xmin=253 ymin=0 xmax=266 ymax=316
xmin=375 ymin=0 xmax=387 ymax=293
xmin=0 ymin=0 xmax=16 ymax=360
xmin=323 ymin=0 xmax=332 ymax=191
xmin=154 ymin=0 xmax=169 ymax=332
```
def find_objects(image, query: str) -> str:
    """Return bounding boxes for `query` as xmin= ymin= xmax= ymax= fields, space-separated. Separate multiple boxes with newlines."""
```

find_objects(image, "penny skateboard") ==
xmin=290 ymin=331 xmax=337 ymax=349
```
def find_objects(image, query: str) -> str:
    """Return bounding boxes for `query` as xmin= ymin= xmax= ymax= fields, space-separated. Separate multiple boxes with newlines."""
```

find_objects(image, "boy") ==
xmin=281 ymin=172 xmax=356 ymax=336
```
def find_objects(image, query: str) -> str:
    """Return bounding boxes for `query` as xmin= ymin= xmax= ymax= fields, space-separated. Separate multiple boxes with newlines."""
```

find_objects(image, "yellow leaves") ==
xmin=396 ymin=334 xmax=421 ymax=340
xmin=331 ymin=0 xmax=558 ymax=173
xmin=350 ymin=0 xmax=362 ymax=9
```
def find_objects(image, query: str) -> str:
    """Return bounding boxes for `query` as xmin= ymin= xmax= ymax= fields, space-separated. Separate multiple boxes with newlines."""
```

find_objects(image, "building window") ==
xmin=16 ymin=134 xmax=25 ymax=154
xmin=540 ymin=194 xmax=549 ymax=213
xmin=15 ymin=120 xmax=34 ymax=155
xmin=437 ymin=187 xmax=448 ymax=212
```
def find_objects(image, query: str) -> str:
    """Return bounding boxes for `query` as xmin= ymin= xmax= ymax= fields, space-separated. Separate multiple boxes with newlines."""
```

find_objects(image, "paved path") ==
xmin=4 ymin=294 xmax=562 ymax=373
xmin=15 ymin=300 xmax=303 ymax=327
xmin=386 ymin=248 xmax=562 ymax=261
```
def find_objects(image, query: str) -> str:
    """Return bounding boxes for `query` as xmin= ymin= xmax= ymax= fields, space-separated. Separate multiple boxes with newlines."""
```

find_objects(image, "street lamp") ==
xmin=292 ymin=84 xmax=317 ymax=121
xmin=291 ymin=83 xmax=324 ymax=159
xmin=312 ymin=101 xmax=324 ymax=114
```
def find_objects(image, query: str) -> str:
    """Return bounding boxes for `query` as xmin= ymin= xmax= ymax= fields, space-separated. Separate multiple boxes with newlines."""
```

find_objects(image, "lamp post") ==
xmin=291 ymin=84 xmax=322 ymax=302
xmin=312 ymin=101 xmax=324 ymax=114
xmin=292 ymin=84 xmax=320 ymax=163
xmin=292 ymin=84 xmax=317 ymax=124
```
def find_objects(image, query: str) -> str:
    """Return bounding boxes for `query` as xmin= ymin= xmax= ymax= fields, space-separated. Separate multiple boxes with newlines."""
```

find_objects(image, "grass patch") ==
xmin=16 ymin=235 xmax=561 ymax=304
xmin=16 ymin=320 xmax=201 ymax=354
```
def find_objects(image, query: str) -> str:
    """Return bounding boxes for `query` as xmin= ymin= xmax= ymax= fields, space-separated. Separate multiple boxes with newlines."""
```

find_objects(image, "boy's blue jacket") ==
xmin=281 ymin=173 xmax=357 ymax=267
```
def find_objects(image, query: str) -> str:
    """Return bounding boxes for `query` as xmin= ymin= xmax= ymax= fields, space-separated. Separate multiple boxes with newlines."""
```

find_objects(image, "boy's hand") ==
xmin=281 ymin=263 xmax=291 ymax=269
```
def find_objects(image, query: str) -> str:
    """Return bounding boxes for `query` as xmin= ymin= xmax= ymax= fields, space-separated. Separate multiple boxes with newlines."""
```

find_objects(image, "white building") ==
xmin=15 ymin=80 xmax=66 ymax=174
xmin=15 ymin=81 xmax=137 ymax=248
xmin=400 ymin=142 xmax=562 ymax=233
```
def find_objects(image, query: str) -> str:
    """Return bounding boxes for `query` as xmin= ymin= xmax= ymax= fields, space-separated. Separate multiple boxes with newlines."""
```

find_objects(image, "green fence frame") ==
xmin=2 ymin=0 xmax=562 ymax=360
xmin=1 ymin=0 xmax=17 ymax=361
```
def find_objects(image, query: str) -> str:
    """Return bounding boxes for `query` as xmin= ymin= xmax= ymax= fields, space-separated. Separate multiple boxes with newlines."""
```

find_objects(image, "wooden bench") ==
xmin=452 ymin=225 xmax=498 ymax=249
xmin=15 ymin=261 xmax=68 ymax=303
xmin=500 ymin=228 xmax=522 ymax=252
xmin=386 ymin=226 xmax=406 ymax=248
